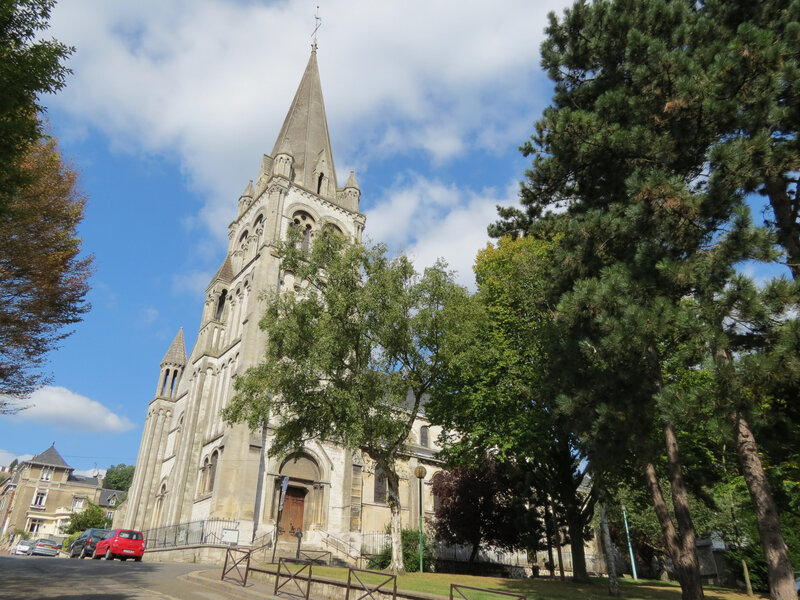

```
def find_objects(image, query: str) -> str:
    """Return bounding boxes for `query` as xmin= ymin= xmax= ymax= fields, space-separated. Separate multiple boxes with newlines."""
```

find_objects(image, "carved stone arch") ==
xmin=320 ymin=217 xmax=347 ymax=237
xmin=274 ymin=449 xmax=328 ymax=534
xmin=279 ymin=451 xmax=322 ymax=483
xmin=286 ymin=202 xmax=321 ymax=224
xmin=153 ymin=478 xmax=169 ymax=529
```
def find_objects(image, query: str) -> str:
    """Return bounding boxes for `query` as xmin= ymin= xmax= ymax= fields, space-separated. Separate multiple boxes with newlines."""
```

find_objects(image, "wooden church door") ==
xmin=280 ymin=487 xmax=306 ymax=540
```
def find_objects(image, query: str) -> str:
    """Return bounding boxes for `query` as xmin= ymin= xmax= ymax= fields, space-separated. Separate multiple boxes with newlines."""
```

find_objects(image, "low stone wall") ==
xmin=144 ymin=544 xmax=231 ymax=565
xmin=248 ymin=565 xmax=445 ymax=600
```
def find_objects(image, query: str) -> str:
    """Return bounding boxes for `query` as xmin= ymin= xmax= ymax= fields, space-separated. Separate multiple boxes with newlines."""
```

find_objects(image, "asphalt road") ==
xmin=0 ymin=554 xmax=276 ymax=600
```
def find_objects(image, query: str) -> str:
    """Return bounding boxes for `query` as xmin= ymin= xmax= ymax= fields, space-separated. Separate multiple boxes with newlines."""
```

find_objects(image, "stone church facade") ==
xmin=123 ymin=47 xmax=441 ymax=550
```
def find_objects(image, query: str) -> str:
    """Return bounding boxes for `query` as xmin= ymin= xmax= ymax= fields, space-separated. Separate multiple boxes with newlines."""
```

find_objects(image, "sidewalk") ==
xmin=183 ymin=567 xmax=294 ymax=600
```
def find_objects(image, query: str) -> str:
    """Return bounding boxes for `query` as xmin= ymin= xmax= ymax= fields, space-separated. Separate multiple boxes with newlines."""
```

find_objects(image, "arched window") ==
xmin=291 ymin=211 xmax=315 ymax=251
xmin=169 ymin=370 xmax=178 ymax=397
xmin=207 ymin=449 xmax=219 ymax=492
xmin=420 ymin=426 xmax=429 ymax=448
xmin=373 ymin=466 xmax=387 ymax=504
xmin=161 ymin=369 xmax=170 ymax=396
xmin=199 ymin=457 xmax=209 ymax=494
xmin=154 ymin=483 xmax=167 ymax=528
xmin=215 ymin=290 xmax=227 ymax=321
xmin=174 ymin=414 xmax=184 ymax=456
xmin=432 ymin=472 xmax=443 ymax=512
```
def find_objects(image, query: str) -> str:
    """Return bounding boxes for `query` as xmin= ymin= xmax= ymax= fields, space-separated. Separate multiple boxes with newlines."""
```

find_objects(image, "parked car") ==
xmin=26 ymin=538 xmax=60 ymax=557
xmin=13 ymin=540 xmax=33 ymax=555
xmin=92 ymin=529 xmax=144 ymax=561
xmin=69 ymin=528 xmax=110 ymax=559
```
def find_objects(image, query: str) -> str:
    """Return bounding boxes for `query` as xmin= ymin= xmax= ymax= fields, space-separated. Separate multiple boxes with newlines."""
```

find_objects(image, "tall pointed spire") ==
xmin=161 ymin=328 xmax=186 ymax=366
xmin=271 ymin=46 xmax=338 ymax=193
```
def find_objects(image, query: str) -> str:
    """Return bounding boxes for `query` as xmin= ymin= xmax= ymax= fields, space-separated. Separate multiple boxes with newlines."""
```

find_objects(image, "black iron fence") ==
xmin=143 ymin=518 xmax=241 ymax=550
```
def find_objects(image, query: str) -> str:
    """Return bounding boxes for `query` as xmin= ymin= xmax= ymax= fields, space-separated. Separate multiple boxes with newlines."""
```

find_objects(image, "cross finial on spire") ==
xmin=311 ymin=6 xmax=321 ymax=50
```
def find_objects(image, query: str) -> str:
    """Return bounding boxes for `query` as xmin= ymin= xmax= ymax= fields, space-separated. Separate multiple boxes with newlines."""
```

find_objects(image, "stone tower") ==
xmin=124 ymin=45 xmax=370 ymax=543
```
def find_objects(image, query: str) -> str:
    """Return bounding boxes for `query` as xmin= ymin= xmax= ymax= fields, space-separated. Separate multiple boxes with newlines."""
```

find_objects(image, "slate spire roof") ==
xmin=29 ymin=444 xmax=70 ymax=469
xmin=161 ymin=328 xmax=186 ymax=366
xmin=271 ymin=45 xmax=337 ymax=192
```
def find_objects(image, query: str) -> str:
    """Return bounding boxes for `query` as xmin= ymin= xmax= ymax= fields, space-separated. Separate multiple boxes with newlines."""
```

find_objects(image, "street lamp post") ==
xmin=414 ymin=465 xmax=427 ymax=573
xmin=621 ymin=505 xmax=638 ymax=580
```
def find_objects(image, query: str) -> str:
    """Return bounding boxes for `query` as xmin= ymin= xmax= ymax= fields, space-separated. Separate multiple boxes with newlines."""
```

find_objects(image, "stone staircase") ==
xmin=249 ymin=538 xmax=353 ymax=568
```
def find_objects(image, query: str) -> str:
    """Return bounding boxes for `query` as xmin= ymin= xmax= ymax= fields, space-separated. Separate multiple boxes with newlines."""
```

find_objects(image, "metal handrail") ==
xmin=319 ymin=531 xmax=362 ymax=561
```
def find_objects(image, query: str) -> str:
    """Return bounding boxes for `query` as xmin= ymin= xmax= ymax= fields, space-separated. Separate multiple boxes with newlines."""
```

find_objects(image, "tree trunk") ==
xmin=600 ymin=503 xmax=620 ymax=597
xmin=555 ymin=529 xmax=565 ymax=581
xmin=663 ymin=424 xmax=705 ymax=600
xmin=643 ymin=460 xmax=703 ymax=600
xmin=468 ymin=542 xmax=480 ymax=573
xmin=567 ymin=509 xmax=590 ymax=582
xmin=764 ymin=176 xmax=800 ymax=281
xmin=657 ymin=554 xmax=670 ymax=581
xmin=544 ymin=505 xmax=556 ymax=578
xmin=734 ymin=412 xmax=796 ymax=599
xmin=386 ymin=468 xmax=405 ymax=573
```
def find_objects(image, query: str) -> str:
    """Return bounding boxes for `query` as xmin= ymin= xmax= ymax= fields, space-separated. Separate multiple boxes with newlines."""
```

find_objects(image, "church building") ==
xmin=123 ymin=46 xmax=441 ymax=551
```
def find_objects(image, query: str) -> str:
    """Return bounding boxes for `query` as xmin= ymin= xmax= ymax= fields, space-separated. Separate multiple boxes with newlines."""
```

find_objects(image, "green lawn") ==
xmin=281 ymin=565 xmax=765 ymax=600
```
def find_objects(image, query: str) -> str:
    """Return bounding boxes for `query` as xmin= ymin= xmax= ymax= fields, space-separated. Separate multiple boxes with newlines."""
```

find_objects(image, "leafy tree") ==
xmin=0 ymin=0 xmax=73 ymax=213
xmin=65 ymin=501 xmax=110 ymax=534
xmin=0 ymin=137 xmax=92 ymax=407
xmin=428 ymin=235 xmax=595 ymax=581
xmin=430 ymin=461 xmax=534 ymax=571
xmin=491 ymin=1 xmax=798 ymax=597
xmin=103 ymin=464 xmax=134 ymax=492
xmin=223 ymin=229 xmax=470 ymax=573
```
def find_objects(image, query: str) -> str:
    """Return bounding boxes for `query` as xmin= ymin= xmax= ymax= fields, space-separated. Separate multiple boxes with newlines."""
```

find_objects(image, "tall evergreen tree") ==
xmin=491 ymin=1 xmax=798 ymax=597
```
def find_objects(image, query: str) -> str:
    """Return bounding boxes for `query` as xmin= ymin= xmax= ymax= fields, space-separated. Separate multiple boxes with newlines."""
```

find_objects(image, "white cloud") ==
xmin=140 ymin=306 xmax=159 ymax=325
xmin=0 ymin=450 xmax=33 ymax=467
xmin=366 ymin=176 xmax=519 ymax=289
xmin=46 ymin=0 xmax=571 ymax=244
xmin=4 ymin=386 xmax=135 ymax=433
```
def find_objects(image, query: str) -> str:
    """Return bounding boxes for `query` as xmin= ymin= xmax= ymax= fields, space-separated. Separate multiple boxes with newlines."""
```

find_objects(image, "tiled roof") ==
xmin=28 ymin=445 xmax=71 ymax=469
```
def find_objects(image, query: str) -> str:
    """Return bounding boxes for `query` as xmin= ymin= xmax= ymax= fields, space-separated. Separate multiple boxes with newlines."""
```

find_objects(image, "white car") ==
xmin=14 ymin=540 xmax=33 ymax=555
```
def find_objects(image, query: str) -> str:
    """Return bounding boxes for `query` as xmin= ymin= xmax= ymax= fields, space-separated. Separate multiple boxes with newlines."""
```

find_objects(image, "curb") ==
xmin=181 ymin=568 xmax=282 ymax=600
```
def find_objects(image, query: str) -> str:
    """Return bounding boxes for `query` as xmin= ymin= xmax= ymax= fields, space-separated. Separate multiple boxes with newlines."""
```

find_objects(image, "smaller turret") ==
xmin=255 ymin=154 xmax=273 ymax=197
xmin=337 ymin=170 xmax=361 ymax=212
xmin=237 ymin=180 xmax=255 ymax=218
xmin=157 ymin=329 xmax=186 ymax=398
xmin=273 ymin=139 xmax=294 ymax=180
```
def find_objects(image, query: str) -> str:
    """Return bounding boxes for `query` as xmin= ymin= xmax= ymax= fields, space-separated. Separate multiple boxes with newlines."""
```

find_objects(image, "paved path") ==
xmin=0 ymin=554 xmax=286 ymax=600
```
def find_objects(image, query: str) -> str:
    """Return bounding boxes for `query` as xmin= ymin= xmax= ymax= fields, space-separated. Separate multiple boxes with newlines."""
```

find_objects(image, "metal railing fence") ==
xmin=143 ymin=518 xmax=241 ymax=550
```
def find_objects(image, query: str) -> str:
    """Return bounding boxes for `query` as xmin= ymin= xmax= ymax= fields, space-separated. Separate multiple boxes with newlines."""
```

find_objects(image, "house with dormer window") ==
xmin=0 ymin=445 xmax=125 ymax=547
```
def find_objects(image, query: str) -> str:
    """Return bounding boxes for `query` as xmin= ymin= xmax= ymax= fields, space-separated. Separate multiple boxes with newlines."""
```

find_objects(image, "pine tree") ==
xmin=491 ymin=1 xmax=798 ymax=597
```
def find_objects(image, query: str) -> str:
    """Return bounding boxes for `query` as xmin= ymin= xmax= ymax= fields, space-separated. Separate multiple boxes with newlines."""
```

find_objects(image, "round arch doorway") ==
xmin=275 ymin=452 xmax=324 ymax=541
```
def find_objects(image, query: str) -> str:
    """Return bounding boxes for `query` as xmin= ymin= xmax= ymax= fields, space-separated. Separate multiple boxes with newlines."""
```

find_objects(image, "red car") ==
xmin=92 ymin=529 xmax=145 ymax=561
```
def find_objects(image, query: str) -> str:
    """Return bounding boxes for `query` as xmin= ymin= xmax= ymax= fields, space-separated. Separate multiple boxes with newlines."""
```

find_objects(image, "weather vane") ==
xmin=312 ymin=6 xmax=321 ymax=47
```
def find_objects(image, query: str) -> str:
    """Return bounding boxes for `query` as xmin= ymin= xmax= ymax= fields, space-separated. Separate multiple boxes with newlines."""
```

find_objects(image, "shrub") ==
xmin=367 ymin=528 xmax=435 ymax=572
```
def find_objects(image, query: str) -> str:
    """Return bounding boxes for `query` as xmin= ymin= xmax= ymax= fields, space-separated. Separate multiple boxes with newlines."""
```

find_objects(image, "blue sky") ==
xmin=0 ymin=1 xmax=574 ymax=474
